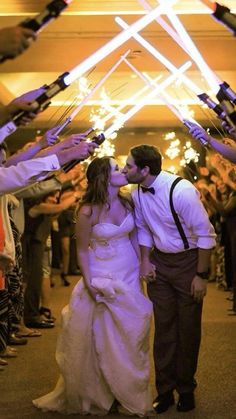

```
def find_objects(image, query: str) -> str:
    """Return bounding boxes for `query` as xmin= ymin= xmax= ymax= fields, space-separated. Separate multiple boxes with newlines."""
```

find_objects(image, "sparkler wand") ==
xmin=91 ymin=75 xmax=163 ymax=131
xmin=104 ymin=61 xmax=192 ymax=138
xmin=122 ymin=59 xmax=209 ymax=147
xmin=198 ymin=91 xmax=236 ymax=132
xmin=49 ymin=50 xmax=131 ymax=138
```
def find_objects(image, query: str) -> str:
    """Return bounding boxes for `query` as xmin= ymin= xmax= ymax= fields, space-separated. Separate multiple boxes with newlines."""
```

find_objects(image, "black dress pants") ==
xmin=148 ymin=247 xmax=202 ymax=395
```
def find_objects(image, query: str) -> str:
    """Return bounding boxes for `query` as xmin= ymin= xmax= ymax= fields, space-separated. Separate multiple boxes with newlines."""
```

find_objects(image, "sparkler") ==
xmin=104 ymin=61 xmax=192 ymax=138
xmin=116 ymin=17 xmax=204 ymax=96
xmin=122 ymin=59 xmax=207 ymax=149
xmin=92 ymin=75 xmax=163 ymax=130
xmin=51 ymin=50 xmax=131 ymax=137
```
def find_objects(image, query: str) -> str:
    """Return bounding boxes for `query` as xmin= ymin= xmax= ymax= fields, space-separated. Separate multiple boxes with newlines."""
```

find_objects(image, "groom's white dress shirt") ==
xmin=132 ymin=171 xmax=216 ymax=253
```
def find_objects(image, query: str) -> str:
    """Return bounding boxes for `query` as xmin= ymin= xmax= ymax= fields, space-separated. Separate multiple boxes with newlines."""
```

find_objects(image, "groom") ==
xmin=123 ymin=144 xmax=216 ymax=414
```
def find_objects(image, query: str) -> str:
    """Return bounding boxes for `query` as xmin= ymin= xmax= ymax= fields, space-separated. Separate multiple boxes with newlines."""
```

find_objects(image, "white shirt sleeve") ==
xmin=0 ymin=154 xmax=60 ymax=195
xmin=132 ymin=190 xmax=154 ymax=248
xmin=175 ymin=183 xmax=216 ymax=249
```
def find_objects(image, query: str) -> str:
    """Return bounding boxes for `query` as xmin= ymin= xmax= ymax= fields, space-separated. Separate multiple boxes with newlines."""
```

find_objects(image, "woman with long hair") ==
xmin=33 ymin=156 xmax=152 ymax=416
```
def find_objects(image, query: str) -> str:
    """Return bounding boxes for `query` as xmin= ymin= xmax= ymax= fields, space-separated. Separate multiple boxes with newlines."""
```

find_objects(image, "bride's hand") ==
xmin=87 ymin=285 xmax=100 ymax=302
xmin=140 ymin=260 xmax=156 ymax=283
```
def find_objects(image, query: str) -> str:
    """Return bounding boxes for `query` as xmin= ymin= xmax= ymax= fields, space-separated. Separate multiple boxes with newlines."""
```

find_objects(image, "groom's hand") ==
xmin=140 ymin=260 xmax=156 ymax=283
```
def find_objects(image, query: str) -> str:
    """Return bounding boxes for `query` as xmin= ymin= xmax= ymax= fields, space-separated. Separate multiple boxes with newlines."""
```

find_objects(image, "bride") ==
xmin=33 ymin=156 xmax=153 ymax=416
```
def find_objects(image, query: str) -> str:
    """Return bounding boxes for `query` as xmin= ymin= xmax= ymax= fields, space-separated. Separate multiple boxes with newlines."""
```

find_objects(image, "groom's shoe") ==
xmin=153 ymin=390 xmax=175 ymax=414
xmin=177 ymin=392 xmax=195 ymax=412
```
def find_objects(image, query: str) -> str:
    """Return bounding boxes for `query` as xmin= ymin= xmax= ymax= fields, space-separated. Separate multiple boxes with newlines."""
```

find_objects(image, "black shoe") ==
xmin=8 ymin=333 xmax=28 ymax=345
xmin=60 ymin=273 xmax=70 ymax=286
xmin=68 ymin=269 xmax=81 ymax=276
xmin=153 ymin=391 xmax=175 ymax=414
xmin=177 ymin=392 xmax=195 ymax=412
xmin=25 ymin=320 xmax=54 ymax=329
xmin=39 ymin=307 xmax=56 ymax=321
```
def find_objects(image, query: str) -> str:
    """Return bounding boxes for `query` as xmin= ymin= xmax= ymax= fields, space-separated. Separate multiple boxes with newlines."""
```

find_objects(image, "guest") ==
xmin=23 ymin=189 xmax=81 ymax=329
xmin=189 ymin=123 xmax=236 ymax=164
xmin=0 ymin=25 xmax=36 ymax=60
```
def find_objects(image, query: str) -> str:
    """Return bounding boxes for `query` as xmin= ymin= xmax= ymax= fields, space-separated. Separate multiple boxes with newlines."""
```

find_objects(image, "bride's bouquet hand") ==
xmin=87 ymin=284 xmax=101 ymax=302
xmin=140 ymin=260 xmax=156 ymax=283
xmin=90 ymin=277 xmax=117 ymax=303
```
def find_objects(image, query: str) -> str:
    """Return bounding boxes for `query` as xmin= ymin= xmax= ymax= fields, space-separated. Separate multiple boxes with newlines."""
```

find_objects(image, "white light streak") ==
xmin=63 ymin=0 xmax=177 ymax=86
xmin=158 ymin=0 xmax=220 ymax=93
xmin=116 ymin=16 xmax=203 ymax=96
xmin=69 ymin=50 xmax=131 ymax=121
xmin=181 ymin=141 xmax=200 ymax=166
xmin=104 ymin=61 xmax=191 ymax=138
xmin=164 ymin=132 xmax=176 ymax=140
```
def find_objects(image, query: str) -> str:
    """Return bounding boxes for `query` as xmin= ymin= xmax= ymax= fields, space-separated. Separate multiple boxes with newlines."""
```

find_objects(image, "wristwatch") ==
xmin=196 ymin=271 xmax=209 ymax=280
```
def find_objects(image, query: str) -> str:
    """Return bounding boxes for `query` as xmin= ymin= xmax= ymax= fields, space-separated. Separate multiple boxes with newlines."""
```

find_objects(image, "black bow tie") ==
xmin=141 ymin=186 xmax=155 ymax=195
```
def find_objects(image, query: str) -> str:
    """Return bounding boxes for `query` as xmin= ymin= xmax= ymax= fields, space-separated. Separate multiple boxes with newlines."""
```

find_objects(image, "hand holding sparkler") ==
xmin=183 ymin=120 xmax=210 ymax=147
xmin=187 ymin=121 xmax=236 ymax=164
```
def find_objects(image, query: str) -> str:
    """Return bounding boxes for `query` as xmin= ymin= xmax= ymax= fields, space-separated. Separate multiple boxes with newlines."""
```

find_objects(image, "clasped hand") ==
xmin=140 ymin=261 xmax=156 ymax=283
xmin=191 ymin=275 xmax=207 ymax=303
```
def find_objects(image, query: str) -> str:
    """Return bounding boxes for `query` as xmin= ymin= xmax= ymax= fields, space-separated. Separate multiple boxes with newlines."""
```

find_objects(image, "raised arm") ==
xmin=28 ymin=191 xmax=80 ymax=217
xmin=189 ymin=124 xmax=236 ymax=164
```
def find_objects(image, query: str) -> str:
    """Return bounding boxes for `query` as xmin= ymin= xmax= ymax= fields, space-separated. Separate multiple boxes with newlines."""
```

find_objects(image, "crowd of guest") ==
xmin=181 ymin=150 xmax=236 ymax=315
xmin=0 ymin=126 xmax=94 ymax=371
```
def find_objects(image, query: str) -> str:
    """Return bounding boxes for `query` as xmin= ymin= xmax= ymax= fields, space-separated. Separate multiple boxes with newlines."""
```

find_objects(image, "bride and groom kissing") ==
xmin=33 ymin=144 xmax=216 ymax=415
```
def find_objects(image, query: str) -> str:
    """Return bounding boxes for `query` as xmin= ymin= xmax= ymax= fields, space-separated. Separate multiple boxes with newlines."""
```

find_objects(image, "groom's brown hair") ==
xmin=130 ymin=144 xmax=162 ymax=175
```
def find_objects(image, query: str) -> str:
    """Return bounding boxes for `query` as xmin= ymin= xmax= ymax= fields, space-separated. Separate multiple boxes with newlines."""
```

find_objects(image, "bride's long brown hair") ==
xmin=78 ymin=156 xmax=133 ymax=211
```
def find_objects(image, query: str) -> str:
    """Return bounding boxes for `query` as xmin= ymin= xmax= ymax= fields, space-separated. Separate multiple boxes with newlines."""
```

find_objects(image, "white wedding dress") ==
xmin=33 ymin=213 xmax=153 ymax=416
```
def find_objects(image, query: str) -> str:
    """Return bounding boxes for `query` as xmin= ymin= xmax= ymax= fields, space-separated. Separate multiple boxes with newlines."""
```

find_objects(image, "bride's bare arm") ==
xmin=129 ymin=225 xmax=140 ymax=260
xmin=76 ymin=206 xmax=98 ymax=301
xmin=122 ymin=192 xmax=140 ymax=260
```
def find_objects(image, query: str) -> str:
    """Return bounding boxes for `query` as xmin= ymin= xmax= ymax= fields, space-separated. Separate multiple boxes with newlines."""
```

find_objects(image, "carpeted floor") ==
xmin=0 ymin=277 xmax=235 ymax=419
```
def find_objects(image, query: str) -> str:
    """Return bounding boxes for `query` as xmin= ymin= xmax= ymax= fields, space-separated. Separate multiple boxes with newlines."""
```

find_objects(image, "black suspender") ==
xmin=169 ymin=177 xmax=190 ymax=250
xmin=137 ymin=176 xmax=190 ymax=250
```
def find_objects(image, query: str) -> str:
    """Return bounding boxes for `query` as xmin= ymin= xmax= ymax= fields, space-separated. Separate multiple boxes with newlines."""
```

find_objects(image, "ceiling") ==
xmin=0 ymin=0 xmax=235 ymax=142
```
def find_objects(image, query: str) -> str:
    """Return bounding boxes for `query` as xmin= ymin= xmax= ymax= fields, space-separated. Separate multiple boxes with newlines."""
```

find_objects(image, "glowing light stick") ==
xmin=62 ymin=132 xmax=106 ymax=173
xmin=200 ymin=0 xmax=236 ymax=34
xmin=124 ymin=61 xmax=208 ymax=147
xmin=216 ymin=88 xmax=236 ymax=129
xmin=137 ymin=0 xmax=194 ymax=56
xmin=200 ymin=0 xmax=217 ymax=10
xmin=63 ymin=0 xmax=177 ymax=86
xmin=104 ymin=60 xmax=191 ymax=138
xmin=52 ymin=50 xmax=131 ymax=137
xmin=217 ymin=81 xmax=236 ymax=104
xmin=198 ymin=91 xmax=236 ymax=132
xmin=116 ymin=17 xmax=203 ymax=96
xmin=0 ymin=1 xmax=177 ymax=143
xmin=197 ymin=93 xmax=224 ymax=117
xmin=0 ymin=0 xmax=73 ymax=63
xmin=159 ymin=92 xmax=209 ymax=146
xmin=158 ymin=0 xmax=220 ymax=94
xmin=120 ymin=8 xmax=232 ymax=124
xmin=93 ymin=75 xmax=163 ymax=129
xmin=123 ymin=60 xmax=182 ymax=118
